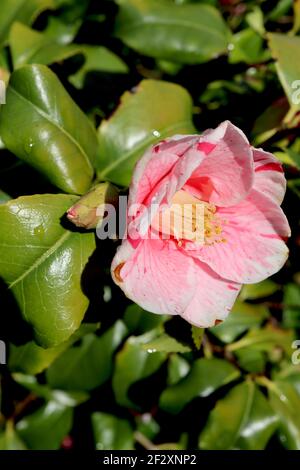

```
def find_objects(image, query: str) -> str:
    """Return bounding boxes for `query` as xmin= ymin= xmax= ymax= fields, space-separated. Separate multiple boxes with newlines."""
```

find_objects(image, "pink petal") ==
xmin=111 ymin=239 xmax=196 ymax=315
xmin=129 ymin=135 xmax=198 ymax=207
xmin=192 ymin=189 xmax=290 ymax=284
xmin=184 ymin=121 xmax=254 ymax=206
xmin=252 ymin=148 xmax=286 ymax=204
xmin=128 ymin=140 xmax=205 ymax=238
xmin=181 ymin=260 xmax=241 ymax=327
xmin=111 ymin=238 xmax=241 ymax=327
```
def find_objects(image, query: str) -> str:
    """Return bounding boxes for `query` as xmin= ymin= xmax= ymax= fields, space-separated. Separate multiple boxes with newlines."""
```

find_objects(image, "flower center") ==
xmin=151 ymin=190 xmax=226 ymax=245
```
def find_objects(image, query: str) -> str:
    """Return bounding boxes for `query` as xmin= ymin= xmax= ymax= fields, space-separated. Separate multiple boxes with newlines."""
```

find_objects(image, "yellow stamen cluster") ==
xmin=151 ymin=190 xmax=227 ymax=246
xmin=203 ymin=203 xmax=227 ymax=245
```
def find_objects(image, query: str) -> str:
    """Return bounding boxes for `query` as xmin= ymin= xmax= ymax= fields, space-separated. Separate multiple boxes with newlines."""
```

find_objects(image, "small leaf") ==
xmin=0 ymin=64 xmax=98 ymax=194
xmin=43 ymin=15 xmax=82 ymax=45
xmin=0 ymin=422 xmax=27 ymax=450
xmin=16 ymin=401 xmax=73 ymax=450
xmin=9 ymin=22 xmax=82 ymax=69
xmin=0 ymin=0 xmax=54 ymax=47
xmin=123 ymin=303 xmax=168 ymax=334
xmin=283 ymin=283 xmax=300 ymax=329
xmin=274 ymin=365 xmax=300 ymax=396
xmin=160 ymin=358 xmax=240 ymax=414
xmin=240 ymin=280 xmax=278 ymax=301
xmin=191 ymin=325 xmax=204 ymax=350
xmin=46 ymin=321 xmax=127 ymax=391
xmin=246 ymin=6 xmax=265 ymax=36
xmin=92 ymin=412 xmax=134 ymax=450
xmin=227 ymin=325 xmax=294 ymax=356
xmin=13 ymin=374 xmax=89 ymax=406
xmin=268 ymin=380 xmax=300 ymax=450
xmin=142 ymin=333 xmax=191 ymax=354
xmin=268 ymin=33 xmax=300 ymax=109
xmin=115 ymin=0 xmax=231 ymax=64
xmin=69 ymin=46 xmax=128 ymax=89
xmin=167 ymin=354 xmax=190 ymax=386
xmin=235 ymin=348 xmax=266 ymax=374
xmin=112 ymin=331 xmax=166 ymax=409
xmin=0 ymin=189 xmax=11 ymax=204
xmin=210 ymin=301 xmax=269 ymax=344
xmin=135 ymin=414 xmax=160 ymax=440
xmin=9 ymin=24 xmax=128 ymax=81
xmin=229 ymin=28 xmax=270 ymax=65
xmin=9 ymin=323 xmax=99 ymax=375
xmin=0 ymin=194 xmax=96 ymax=347
xmin=96 ymin=79 xmax=195 ymax=186
xmin=199 ymin=381 xmax=278 ymax=450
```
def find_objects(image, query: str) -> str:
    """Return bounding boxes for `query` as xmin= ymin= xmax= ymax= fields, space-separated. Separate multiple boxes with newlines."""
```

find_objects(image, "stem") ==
xmin=134 ymin=431 xmax=157 ymax=450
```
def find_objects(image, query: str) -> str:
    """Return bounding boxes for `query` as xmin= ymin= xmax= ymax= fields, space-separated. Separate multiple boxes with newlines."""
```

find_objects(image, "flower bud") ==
xmin=67 ymin=182 xmax=119 ymax=229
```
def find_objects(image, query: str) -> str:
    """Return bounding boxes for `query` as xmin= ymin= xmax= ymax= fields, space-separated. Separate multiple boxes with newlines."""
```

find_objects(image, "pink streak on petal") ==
xmin=196 ymin=142 xmax=216 ymax=154
xmin=252 ymin=148 xmax=286 ymax=204
xmin=191 ymin=189 xmax=290 ymax=284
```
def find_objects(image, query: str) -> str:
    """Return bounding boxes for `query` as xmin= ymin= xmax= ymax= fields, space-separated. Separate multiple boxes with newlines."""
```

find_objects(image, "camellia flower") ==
xmin=111 ymin=121 xmax=290 ymax=327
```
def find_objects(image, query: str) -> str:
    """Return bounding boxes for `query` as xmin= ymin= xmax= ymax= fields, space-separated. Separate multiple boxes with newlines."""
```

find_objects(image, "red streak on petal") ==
xmin=154 ymin=145 xmax=160 ymax=153
xmin=197 ymin=142 xmax=216 ymax=155
xmin=67 ymin=208 xmax=76 ymax=218
xmin=114 ymin=262 xmax=125 ymax=282
xmin=260 ymin=233 xmax=289 ymax=242
xmin=256 ymin=162 xmax=283 ymax=173
xmin=128 ymin=236 xmax=140 ymax=248
xmin=227 ymin=284 xmax=239 ymax=291
xmin=214 ymin=319 xmax=223 ymax=326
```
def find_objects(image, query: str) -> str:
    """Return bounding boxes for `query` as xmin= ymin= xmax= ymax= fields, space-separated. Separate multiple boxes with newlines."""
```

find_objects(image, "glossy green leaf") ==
xmin=268 ymin=33 xmax=300 ymax=109
xmin=0 ymin=194 xmax=96 ymax=347
xmin=227 ymin=325 xmax=294 ymax=356
xmin=268 ymin=380 xmax=300 ymax=450
xmin=9 ymin=24 xmax=128 ymax=85
xmin=252 ymin=98 xmax=289 ymax=144
xmin=0 ymin=422 xmax=27 ymax=450
xmin=0 ymin=0 xmax=54 ymax=47
xmin=112 ymin=331 xmax=166 ymax=409
xmin=92 ymin=412 xmax=134 ymax=450
xmin=240 ymin=280 xmax=278 ymax=301
xmin=16 ymin=401 xmax=73 ymax=450
xmin=9 ymin=22 xmax=82 ymax=69
xmin=210 ymin=301 xmax=269 ymax=344
xmin=0 ymin=189 xmax=11 ymax=204
xmin=229 ymin=28 xmax=270 ymax=65
xmin=275 ymin=365 xmax=300 ymax=396
xmin=96 ymin=79 xmax=195 ymax=186
xmin=115 ymin=0 xmax=231 ymax=64
xmin=46 ymin=321 xmax=127 ymax=391
xmin=283 ymin=283 xmax=300 ymax=328
xmin=235 ymin=348 xmax=266 ymax=374
xmin=199 ymin=381 xmax=278 ymax=450
xmin=0 ymin=64 xmax=98 ymax=194
xmin=167 ymin=354 xmax=190 ymax=386
xmin=160 ymin=358 xmax=240 ymax=414
xmin=9 ymin=323 xmax=99 ymax=375
xmin=69 ymin=46 xmax=128 ymax=89
xmin=267 ymin=0 xmax=293 ymax=21
xmin=13 ymin=373 xmax=89 ymax=406
xmin=246 ymin=6 xmax=265 ymax=36
xmin=142 ymin=333 xmax=191 ymax=354
xmin=135 ymin=413 xmax=160 ymax=440
xmin=292 ymin=0 xmax=300 ymax=34
xmin=123 ymin=303 xmax=168 ymax=334
xmin=43 ymin=15 xmax=82 ymax=45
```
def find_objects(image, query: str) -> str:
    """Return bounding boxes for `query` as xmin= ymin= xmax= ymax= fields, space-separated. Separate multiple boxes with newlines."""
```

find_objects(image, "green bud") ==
xmin=67 ymin=182 xmax=119 ymax=229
